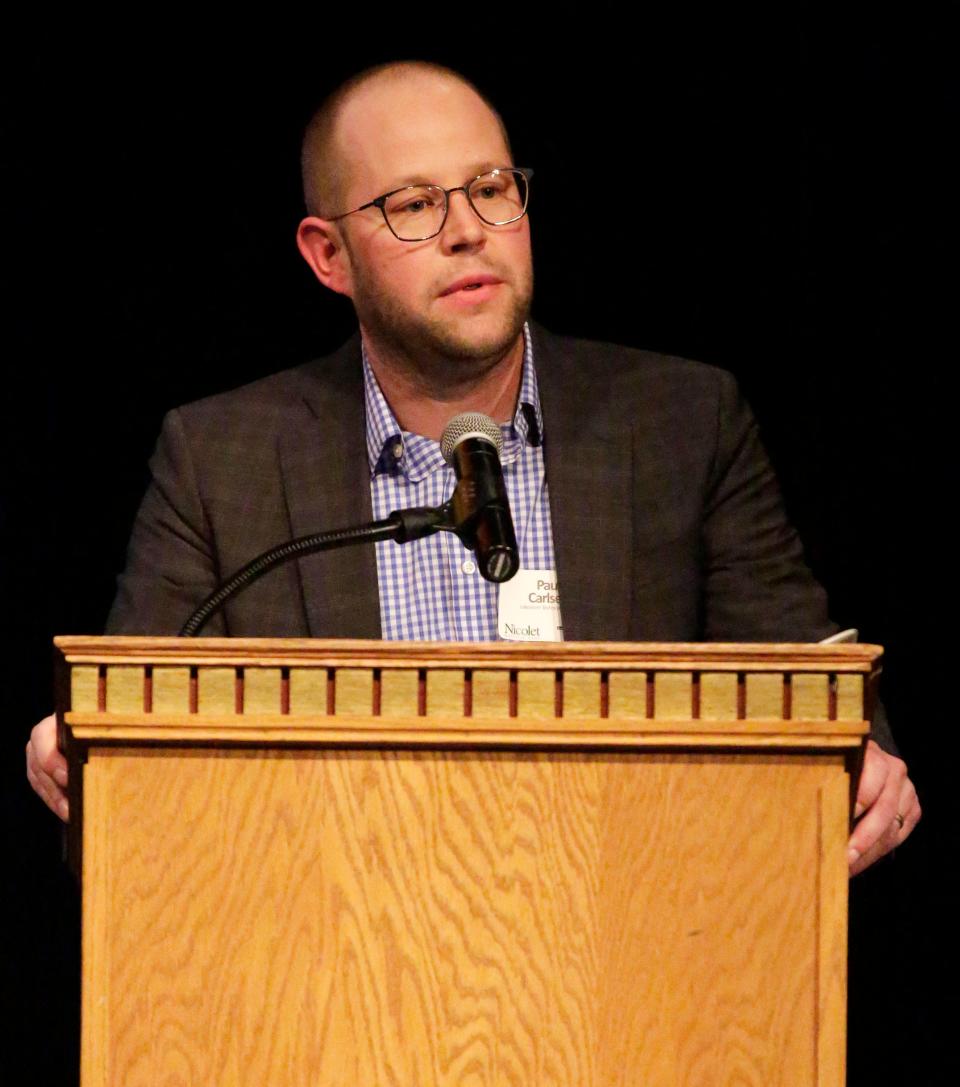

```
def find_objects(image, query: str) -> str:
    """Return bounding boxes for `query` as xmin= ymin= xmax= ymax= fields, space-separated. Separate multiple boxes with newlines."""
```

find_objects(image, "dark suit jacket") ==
xmin=106 ymin=321 xmax=835 ymax=640
xmin=105 ymin=322 xmax=894 ymax=748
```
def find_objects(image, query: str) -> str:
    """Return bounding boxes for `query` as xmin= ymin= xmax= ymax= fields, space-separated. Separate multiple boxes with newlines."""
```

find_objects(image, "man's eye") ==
xmin=394 ymin=193 xmax=438 ymax=215
xmin=476 ymin=185 xmax=499 ymax=200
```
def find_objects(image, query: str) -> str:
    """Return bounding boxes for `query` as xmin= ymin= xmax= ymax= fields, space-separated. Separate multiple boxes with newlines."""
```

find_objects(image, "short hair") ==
xmin=300 ymin=60 xmax=512 ymax=218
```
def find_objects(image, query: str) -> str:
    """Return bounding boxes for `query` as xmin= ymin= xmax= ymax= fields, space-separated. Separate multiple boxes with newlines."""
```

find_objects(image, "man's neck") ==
xmin=363 ymin=333 xmax=525 ymax=441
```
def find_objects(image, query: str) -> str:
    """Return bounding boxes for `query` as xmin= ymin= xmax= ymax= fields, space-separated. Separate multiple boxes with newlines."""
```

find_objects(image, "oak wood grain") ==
xmin=82 ymin=747 xmax=848 ymax=1086
xmin=817 ymin=773 xmax=851 ymax=1084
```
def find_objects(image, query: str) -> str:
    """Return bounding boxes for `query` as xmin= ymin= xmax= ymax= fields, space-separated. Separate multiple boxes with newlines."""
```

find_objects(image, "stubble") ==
xmin=348 ymin=254 xmax=533 ymax=395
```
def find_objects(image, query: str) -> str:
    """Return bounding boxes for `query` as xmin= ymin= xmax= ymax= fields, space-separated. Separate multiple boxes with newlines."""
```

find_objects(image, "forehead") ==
xmin=334 ymin=72 xmax=511 ymax=200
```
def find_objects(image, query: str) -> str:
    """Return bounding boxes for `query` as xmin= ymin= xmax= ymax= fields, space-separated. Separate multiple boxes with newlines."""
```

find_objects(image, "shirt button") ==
xmin=461 ymin=559 xmax=476 ymax=575
xmin=392 ymin=442 xmax=403 ymax=459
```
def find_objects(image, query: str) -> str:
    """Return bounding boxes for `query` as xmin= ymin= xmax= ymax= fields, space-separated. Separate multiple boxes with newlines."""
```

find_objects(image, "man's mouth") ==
xmin=440 ymin=274 xmax=502 ymax=297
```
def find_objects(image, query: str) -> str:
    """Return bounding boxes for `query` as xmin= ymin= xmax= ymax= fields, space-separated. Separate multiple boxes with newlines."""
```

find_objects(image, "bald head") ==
xmin=301 ymin=61 xmax=512 ymax=218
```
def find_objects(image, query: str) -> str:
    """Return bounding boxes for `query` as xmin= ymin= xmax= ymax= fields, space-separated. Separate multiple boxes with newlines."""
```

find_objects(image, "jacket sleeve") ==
xmin=700 ymin=370 xmax=896 ymax=753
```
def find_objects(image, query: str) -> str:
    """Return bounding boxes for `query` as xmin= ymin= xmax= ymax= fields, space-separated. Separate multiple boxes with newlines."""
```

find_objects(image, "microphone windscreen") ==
xmin=440 ymin=412 xmax=503 ymax=462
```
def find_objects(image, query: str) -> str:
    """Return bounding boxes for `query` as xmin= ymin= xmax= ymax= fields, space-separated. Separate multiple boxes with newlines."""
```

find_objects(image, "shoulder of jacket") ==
xmin=531 ymin=322 xmax=737 ymax=405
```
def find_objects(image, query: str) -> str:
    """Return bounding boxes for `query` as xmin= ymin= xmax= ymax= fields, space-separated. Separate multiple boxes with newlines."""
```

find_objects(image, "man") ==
xmin=27 ymin=61 xmax=919 ymax=873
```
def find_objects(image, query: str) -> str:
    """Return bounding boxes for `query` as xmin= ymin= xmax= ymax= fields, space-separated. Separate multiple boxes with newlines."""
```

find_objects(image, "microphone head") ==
xmin=440 ymin=412 xmax=503 ymax=463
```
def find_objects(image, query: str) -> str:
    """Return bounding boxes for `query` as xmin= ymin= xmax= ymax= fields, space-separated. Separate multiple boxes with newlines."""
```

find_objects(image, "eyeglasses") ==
xmin=327 ymin=167 xmax=533 ymax=242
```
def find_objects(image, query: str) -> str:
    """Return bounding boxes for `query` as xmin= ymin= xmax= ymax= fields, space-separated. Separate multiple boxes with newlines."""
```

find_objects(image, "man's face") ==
xmin=329 ymin=74 xmax=533 ymax=370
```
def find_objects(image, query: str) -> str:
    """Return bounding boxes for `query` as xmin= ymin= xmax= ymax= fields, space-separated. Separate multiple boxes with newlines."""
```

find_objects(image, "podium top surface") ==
xmin=54 ymin=636 xmax=883 ymax=674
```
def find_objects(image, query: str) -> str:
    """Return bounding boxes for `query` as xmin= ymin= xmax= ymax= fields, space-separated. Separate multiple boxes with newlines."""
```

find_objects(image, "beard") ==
xmin=348 ymin=257 xmax=533 ymax=391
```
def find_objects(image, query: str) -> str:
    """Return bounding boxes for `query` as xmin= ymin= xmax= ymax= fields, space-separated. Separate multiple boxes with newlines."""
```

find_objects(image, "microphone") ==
xmin=440 ymin=413 xmax=520 ymax=583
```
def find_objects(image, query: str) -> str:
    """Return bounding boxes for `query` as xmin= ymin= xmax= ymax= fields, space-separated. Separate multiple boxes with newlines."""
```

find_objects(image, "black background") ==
xmin=3 ymin=11 xmax=956 ymax=1083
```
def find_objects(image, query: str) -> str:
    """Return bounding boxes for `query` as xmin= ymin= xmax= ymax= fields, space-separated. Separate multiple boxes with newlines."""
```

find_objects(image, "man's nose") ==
xmin=440 ymin=188 xmax=485 ymax=251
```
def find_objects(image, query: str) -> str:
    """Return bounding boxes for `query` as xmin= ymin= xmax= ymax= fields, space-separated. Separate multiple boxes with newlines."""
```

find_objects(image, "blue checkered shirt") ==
xmin=363 ymin=325 xmax=558 ymax=641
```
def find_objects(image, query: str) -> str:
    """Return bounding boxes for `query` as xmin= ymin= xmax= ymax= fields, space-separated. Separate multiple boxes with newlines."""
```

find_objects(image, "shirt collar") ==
xmin=362 ymin=322 xmax=543 ymax=482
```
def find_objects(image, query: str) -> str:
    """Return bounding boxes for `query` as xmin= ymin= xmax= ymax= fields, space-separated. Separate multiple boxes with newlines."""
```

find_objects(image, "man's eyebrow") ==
xmin=389 ymin=174 xmax=434 ymax=189
xmin=386 ymin=163 xmax=511 ymax=189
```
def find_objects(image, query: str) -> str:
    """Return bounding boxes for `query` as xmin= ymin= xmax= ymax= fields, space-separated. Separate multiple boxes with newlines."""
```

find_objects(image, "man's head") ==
xmin=297 ymin=62 xmax=533 ymax=381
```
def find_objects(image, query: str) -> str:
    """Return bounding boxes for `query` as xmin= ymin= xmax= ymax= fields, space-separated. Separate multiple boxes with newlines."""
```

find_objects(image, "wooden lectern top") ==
xmin=56 ymin=636 xmax=877 ymax=749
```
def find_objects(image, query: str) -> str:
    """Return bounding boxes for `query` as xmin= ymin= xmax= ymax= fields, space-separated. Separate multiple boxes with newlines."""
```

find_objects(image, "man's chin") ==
xmin=424 ymin=306 xmax=528 ymax=363
xmin=356 ymin=285 xmax=531 ymax=377
xmin=429 ymin=326 xmax=521 ymax=363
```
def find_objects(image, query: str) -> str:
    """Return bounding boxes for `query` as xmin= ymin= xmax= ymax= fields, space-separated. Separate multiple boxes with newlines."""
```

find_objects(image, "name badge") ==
xmin=498 ymin=569 xmax=563 ymax=642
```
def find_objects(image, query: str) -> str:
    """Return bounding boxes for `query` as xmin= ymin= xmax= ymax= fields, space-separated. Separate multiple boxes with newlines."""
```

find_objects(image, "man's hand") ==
xmin=25 ymin=714 xmax=69 ymax=822
xmin=848 ymin=739 xmax=920 ymax=876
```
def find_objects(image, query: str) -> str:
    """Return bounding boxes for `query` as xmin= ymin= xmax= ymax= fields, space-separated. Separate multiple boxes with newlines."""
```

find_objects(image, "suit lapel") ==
xmin=278 ymin=335 xmax=381 ymax=638
xmin=533 ymin=324 xmax=634 ymax=641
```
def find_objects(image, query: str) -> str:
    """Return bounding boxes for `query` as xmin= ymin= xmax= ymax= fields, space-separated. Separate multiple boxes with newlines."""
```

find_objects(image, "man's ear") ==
xmin=296 ymin=217 xmax=353 ymax=297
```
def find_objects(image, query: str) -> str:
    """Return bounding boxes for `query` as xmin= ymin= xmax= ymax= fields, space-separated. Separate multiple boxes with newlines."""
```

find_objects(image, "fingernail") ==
xmin=57 ymin=799 xmax=69 ymax=821
xmin=847 ymin=847 xmax=860 ymax=865
xmin=853 ymin=804 xmax=865 ymax=819
xmin=54 ymin=768 xmax=68 ymax=787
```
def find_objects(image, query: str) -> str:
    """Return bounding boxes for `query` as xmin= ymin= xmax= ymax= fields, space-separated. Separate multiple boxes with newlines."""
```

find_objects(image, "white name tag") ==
xmin=498 ymin=569 xmax=563 ymax=642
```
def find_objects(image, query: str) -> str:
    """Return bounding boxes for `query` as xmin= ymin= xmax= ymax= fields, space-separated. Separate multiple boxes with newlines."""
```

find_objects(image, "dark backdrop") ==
xmin=3 ymin=13 xmax=955 ymax=1083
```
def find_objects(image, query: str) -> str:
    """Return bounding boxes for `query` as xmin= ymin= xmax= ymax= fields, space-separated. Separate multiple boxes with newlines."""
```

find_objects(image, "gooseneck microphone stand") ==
xmin=179 ymin=505 xmax=452 ymax=637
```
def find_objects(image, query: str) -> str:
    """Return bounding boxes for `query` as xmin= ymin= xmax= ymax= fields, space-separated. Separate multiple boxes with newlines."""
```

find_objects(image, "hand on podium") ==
xmin=848 ymin=739 xmax=921 ymax=876
xmin=26 ymin=714 xmax=68 ymax=822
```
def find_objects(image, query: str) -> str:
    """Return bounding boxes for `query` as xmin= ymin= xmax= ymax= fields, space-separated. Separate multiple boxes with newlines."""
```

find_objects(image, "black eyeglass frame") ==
xmin=325 ymin=167 xmax=534 ymax=241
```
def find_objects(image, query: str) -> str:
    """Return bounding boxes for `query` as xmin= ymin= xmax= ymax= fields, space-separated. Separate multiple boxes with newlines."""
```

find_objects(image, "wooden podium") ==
xmin=56 ymin=637 xmax=877 ymax=1087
